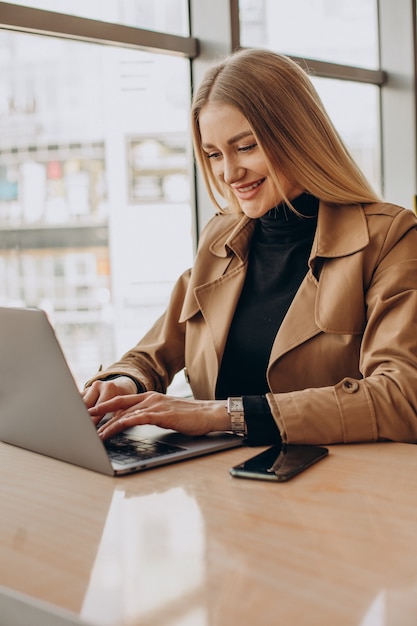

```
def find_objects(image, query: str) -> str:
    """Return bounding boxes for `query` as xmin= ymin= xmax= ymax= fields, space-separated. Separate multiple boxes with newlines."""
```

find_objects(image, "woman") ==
xmin=83 ymin=48 xmax=417 ymax=446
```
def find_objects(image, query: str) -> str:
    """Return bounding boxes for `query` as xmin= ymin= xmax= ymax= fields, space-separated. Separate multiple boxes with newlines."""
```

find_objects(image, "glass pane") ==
xmin=239 ymin=0 xmax=379 ymax=69
xmin=3 ymin=0 xmax=190 ymax=36
xmin=0 ymin=31 xmax=194 ymax=391
xmin=312 ymin=78 xmax=381 ymax=194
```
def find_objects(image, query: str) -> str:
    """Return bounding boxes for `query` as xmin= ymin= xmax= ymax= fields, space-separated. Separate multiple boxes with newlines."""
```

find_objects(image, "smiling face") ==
xmin=198 ymin=102 xmax=302 ymax=218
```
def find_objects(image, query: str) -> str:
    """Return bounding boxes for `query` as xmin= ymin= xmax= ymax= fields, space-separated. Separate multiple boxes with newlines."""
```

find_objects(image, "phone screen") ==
xmin=229 ymin=443 xmax=328 ymax=482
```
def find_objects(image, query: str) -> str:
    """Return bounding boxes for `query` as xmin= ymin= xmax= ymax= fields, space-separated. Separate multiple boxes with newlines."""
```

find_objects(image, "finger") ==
xmin=88 ymin=397 xmax=124 ymax=427
xmin=82 ymin=382 xmax=116 ymax=409
xmin=82 ymin=385 xmax=100 ymax=409
xmin=88 ymin=394 xmax=141 ymax=416
xmin=97 ymin=408 xmax=144 ymax=440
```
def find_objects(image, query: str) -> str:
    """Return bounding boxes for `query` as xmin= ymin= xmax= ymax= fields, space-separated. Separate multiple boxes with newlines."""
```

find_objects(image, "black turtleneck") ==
xmin=215 ymin=193 xmax=319 ymax=445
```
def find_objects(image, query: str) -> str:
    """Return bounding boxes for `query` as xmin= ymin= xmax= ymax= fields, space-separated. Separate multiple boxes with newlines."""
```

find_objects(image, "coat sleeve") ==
xmin=85 ymin=269 xmax=191 ymax=393
xmin=267 ymin=209 xmax=417 ymax=445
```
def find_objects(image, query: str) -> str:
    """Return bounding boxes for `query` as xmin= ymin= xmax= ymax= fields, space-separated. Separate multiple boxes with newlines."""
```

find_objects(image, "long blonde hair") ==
xmin=191 ymin=48 xmax=381 ymax=214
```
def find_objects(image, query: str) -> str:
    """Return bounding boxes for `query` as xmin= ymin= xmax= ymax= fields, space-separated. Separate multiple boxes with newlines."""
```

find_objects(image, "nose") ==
xmin=222 ymin=157 xmax=245 ymax=185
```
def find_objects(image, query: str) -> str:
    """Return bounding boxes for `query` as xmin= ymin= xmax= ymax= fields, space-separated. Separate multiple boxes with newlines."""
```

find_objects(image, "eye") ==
xmin=206 ymin=151 xmax=222 ymax=160
xmin=238 ymin=143 xmax=257 ymax=153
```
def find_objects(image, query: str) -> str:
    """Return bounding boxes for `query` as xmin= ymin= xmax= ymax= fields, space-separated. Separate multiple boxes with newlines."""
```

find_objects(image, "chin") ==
xmin=239 ymin=196 xmax=279 ymax=218
xmin=241 ymin=206 xmax=271 ymax=219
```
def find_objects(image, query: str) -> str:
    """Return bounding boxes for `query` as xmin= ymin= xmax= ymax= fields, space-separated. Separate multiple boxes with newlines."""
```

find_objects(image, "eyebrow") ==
xmin=202 ymin=130 xmax=254 ymax=150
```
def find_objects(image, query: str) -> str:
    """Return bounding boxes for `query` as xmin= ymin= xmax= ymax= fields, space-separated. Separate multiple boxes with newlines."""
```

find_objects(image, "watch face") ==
xmin=230 ymin=398 xmax=243 ymax=411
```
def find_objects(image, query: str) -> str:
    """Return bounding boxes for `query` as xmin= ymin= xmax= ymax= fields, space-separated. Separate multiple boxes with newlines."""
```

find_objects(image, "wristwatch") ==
xmin=227 ymin=396 xmax=247 ymax=436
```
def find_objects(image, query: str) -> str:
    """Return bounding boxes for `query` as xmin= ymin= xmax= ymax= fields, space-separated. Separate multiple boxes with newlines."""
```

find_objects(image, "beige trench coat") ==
xmin=90 ymin=201 xmax=417 ymax=445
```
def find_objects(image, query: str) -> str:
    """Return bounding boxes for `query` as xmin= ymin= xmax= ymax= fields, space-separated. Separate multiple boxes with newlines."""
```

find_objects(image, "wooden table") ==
xmin=1 ymin=440 xmax=417 ymax=625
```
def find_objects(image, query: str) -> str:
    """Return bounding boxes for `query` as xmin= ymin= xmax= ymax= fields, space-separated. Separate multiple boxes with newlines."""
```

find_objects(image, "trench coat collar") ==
xmin=310 ymin=201 xmax=369 ymax=260
xmin=188 ymin=201 xmax=370 ymax=368
xmin=209 ymin=213 xmax=254 ymax=262
xmin=209 ymin=201 xmax=369 ymax=264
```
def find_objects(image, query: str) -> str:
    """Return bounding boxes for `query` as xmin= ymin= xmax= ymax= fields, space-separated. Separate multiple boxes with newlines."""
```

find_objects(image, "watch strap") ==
xmin=227 ymin=396 xmax=247 ymax=436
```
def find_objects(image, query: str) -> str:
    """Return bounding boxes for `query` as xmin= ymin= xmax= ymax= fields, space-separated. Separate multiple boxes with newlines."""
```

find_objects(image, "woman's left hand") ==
xmin=87 ymin=391 xmax=231 ymax=440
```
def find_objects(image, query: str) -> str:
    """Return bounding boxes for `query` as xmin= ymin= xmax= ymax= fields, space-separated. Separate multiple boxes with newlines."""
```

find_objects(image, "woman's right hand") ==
xmin=82 ymin=376 xmax=138 ymax=423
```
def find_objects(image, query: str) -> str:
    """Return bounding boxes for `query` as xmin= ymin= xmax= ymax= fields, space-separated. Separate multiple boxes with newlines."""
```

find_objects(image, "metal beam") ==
xmin=0 ymin=2 xmax=199 ymax=57
xmin=291 ymin=55 xmax=387 ymax=86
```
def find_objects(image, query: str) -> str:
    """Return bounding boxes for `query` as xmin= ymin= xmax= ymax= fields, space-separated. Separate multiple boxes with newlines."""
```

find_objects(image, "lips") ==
xmin=234 ymin=178 xmax=266 ymax=194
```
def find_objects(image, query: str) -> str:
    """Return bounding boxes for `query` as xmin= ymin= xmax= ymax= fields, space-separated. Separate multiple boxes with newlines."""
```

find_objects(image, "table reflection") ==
xmin=361 ymin=580 xmax=417 ymax=626
xmin=81 ymin=486 xmax=207 ymax=626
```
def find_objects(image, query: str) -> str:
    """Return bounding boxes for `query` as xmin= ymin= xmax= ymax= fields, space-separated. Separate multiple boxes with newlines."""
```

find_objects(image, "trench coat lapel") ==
xmin=194 ymin=265 xmax=247 ymax=359
xmin=192 ymin=217 xmax=254 ymax=360
xmin=269 ymin=272 xmax=320 ymax=364
xmin=269 ymin=201 xmax=369 ymax=366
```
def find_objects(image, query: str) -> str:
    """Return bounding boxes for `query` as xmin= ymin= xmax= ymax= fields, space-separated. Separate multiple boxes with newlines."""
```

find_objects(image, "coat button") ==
xmin=342 ymin=379 xmax=359 ymax=393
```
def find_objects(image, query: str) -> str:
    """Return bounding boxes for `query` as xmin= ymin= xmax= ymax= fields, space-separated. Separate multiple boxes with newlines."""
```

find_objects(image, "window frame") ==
xmin=0 ymin=2 xmax=198 ymax=56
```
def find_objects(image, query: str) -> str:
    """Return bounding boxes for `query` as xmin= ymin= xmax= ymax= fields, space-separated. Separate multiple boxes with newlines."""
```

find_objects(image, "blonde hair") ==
xmin=191 ymin=48 xmax=381 ymax=214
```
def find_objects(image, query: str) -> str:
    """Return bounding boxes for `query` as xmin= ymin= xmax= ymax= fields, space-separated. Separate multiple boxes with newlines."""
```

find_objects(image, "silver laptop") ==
xmin=0 ymin=306 xmax=243 ymax=475
xmin=0 ymin=584 xmax=91 ymax=626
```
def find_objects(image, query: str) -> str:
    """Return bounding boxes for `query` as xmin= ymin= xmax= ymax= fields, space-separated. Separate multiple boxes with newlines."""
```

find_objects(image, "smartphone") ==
xmin=229 ymin=443 xmax=328 ymax=482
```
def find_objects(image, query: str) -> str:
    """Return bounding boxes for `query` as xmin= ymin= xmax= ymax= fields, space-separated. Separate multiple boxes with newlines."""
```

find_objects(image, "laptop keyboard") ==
xmin=104 ymin=433 xmax=185 ymax=466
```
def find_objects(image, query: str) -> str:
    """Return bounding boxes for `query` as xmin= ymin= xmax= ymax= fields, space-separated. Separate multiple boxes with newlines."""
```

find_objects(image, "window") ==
xmin=0 ymin=29 xmax=194 ymax=388
xmin=312 ymin=78 xmax=381 ymax=193
xmin=3 ymin=0 xmax=190 ymax=36
xmin=239 ymin=0 xmax=379 ymax=68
